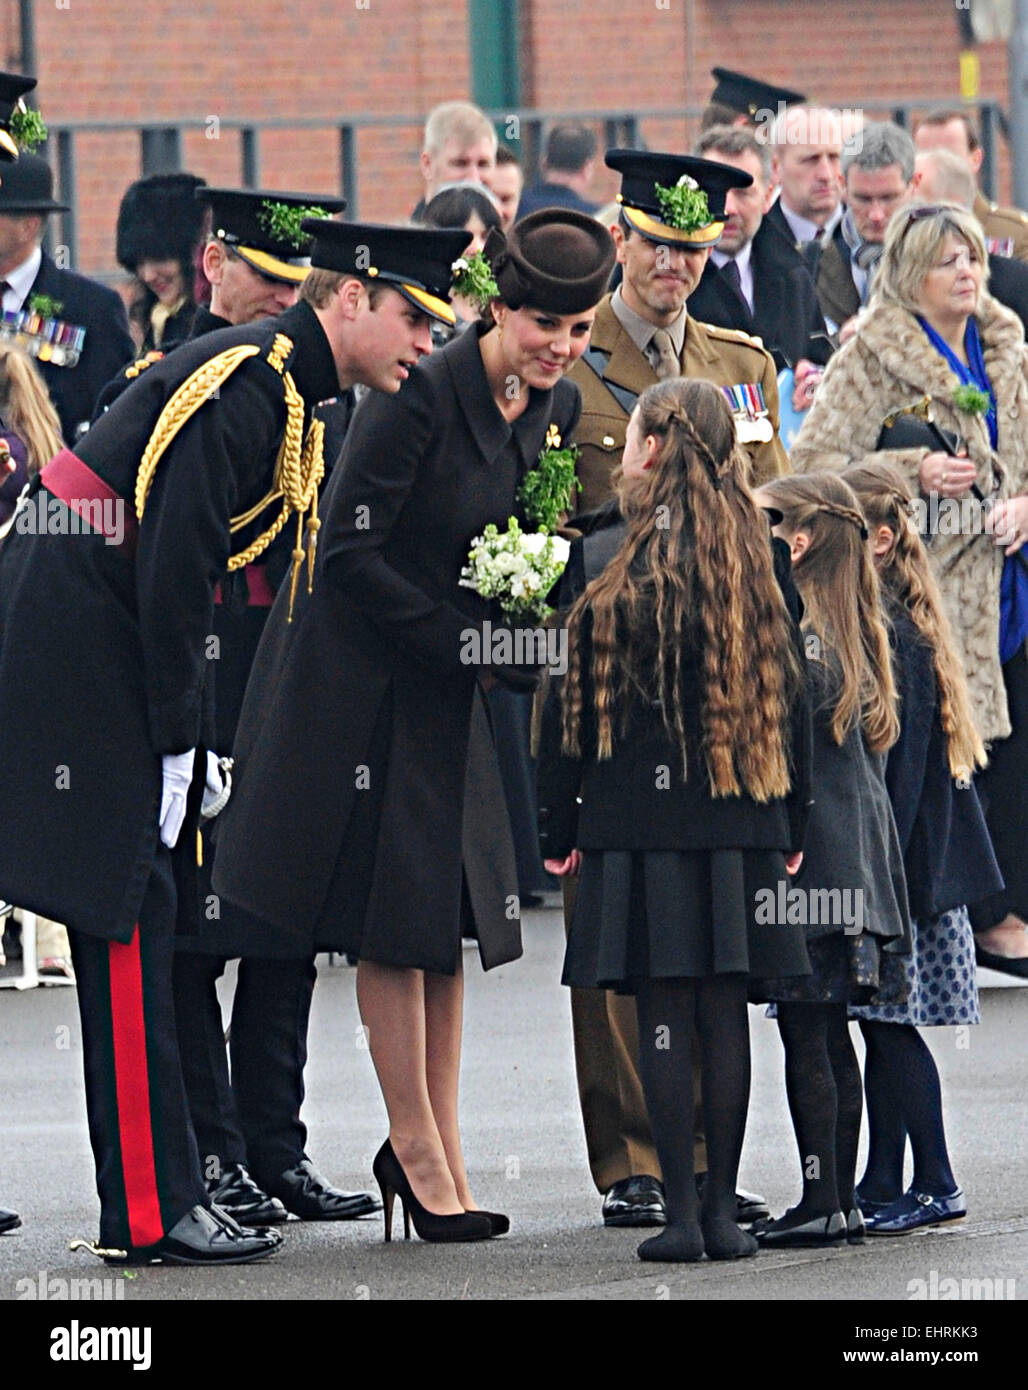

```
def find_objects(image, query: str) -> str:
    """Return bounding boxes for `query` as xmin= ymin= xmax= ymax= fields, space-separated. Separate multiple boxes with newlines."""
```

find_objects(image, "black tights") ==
xmin=858 ymin=1021 xmax=956 ymax=1201
xmin=634 ymin=974 xmax=755 ymax=1259
xmin=776 ymin=1002 xmax=863 ymax=1221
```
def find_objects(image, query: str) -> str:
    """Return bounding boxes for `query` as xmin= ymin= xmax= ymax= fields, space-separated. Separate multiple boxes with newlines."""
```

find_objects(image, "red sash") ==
xmin=39 ymin=448 xmax=137 ymax=552
xmin=41 ymin=448 xmax=275 ymax=606
xmin=213 ymin=563 xmax=275 ymax=608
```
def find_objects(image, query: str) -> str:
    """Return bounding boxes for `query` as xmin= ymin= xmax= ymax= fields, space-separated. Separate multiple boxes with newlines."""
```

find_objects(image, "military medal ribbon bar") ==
xmin=0 ymin=307 xmax=87 ymax=366
xmin=722 ymin=381 xmax=773 ymax=443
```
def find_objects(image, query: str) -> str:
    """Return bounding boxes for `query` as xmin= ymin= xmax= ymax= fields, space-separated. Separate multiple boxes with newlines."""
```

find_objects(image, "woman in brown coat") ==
xmin=792 ymin=201 xmax=1028 ymax=973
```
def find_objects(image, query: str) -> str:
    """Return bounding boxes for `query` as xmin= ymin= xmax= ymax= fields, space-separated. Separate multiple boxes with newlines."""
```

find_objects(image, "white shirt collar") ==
xmin=710 ymin=238 xmax=754 ymax=312
xmin=778 ymin=198 xmax=842 ymax=246
xmin=2 ymin=247 xmax=43 ymax=312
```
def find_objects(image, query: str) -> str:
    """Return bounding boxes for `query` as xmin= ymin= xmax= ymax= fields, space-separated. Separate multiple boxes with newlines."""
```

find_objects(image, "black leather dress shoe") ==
xmin=734 ymin=1187 xmax=771 ymax=1224
xmin=207 ymin=1163 xmax=289 ymax=1225
xmin=264 ymin=1159 xmax=381 ymax=1221
xmin=602 ymin=1175 xmax=667 ymax=1228
xmin=0 ymin=1206 xmax=21 ymax=1235
xmin=695 ymin=1173 xmax=770 ymax=1224
xmin=102 ymin=1203 xmax=282 ymax=1266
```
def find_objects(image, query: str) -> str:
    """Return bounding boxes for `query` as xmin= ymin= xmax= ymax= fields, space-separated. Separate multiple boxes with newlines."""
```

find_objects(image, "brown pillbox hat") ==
xmin=482 ymin=209 xmax=615 ymax=315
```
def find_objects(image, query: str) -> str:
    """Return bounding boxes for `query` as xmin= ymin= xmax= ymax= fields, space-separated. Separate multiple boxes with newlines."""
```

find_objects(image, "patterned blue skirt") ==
xmin=849 ymin=905 xmax=980 ymax=1026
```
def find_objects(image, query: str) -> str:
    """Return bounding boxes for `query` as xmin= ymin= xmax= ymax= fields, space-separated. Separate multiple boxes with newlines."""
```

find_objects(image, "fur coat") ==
xmin=792 ymin=291 xmax=1028 ymax=742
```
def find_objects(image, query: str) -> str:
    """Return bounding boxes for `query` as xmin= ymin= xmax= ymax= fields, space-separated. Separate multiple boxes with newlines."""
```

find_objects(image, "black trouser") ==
xmin=172 ymin=952 xmax=318 ymax=1186
xmin=69 ymin=848 xmax=207 ymax=1249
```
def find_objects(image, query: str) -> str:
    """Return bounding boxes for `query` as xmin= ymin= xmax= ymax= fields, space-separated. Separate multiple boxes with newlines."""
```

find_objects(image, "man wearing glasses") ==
xmin=810 ymin=122 xmax=915 ymax=336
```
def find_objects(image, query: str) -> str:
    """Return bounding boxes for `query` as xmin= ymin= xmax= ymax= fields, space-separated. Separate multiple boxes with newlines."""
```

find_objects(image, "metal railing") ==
xmin=40 ymin=100 xmax=1009 ymax=274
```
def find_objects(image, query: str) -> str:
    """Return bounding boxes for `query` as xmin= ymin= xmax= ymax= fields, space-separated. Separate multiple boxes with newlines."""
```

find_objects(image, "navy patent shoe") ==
xmin=854 ymin=1187 xmax=894 ymax=1218
xmin=865 ymin=1187 xmax=966 ymax=1236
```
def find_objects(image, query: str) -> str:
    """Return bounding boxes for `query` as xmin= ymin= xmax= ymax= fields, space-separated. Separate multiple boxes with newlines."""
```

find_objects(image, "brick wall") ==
xmin=0 ymin=0 xmax=1016 ymax=279
xmin=525 ymin=0 xmax=1012 ymax=212
xmin=22 ymin=0 xmax=471 ymax=278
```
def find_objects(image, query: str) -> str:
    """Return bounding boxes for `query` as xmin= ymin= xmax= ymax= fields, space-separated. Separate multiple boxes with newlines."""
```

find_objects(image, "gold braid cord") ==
xmin=133 ymin=334 xmax=326 ymax=620
xmin=134 ymin=345 xmax=262 ymax=520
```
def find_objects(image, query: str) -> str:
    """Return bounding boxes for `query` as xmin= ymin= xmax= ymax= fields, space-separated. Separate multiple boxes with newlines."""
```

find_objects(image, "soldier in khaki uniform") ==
xmin=972 ymin=191 xmax=1028 ymax=263
xmin=564 ymin=150 xmax=784 ymax=1227
xmin=913 ymin=109 xmax=1028 ymax=262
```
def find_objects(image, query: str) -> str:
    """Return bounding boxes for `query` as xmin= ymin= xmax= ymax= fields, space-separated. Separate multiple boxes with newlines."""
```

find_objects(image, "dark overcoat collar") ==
xmin=444 ymin=320 xmax=552 ymax=464
xmin=274 ymin=299 xmax=340 ymax=408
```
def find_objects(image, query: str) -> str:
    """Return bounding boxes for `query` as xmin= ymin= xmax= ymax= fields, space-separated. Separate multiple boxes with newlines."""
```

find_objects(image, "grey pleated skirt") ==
xmin=562 ymin=848 xmax=812 ymax=994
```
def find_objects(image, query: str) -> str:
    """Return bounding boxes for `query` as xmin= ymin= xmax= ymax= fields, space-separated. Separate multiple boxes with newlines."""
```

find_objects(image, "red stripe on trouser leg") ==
xmin=108 ymin=927 xmax=164 ymax=1247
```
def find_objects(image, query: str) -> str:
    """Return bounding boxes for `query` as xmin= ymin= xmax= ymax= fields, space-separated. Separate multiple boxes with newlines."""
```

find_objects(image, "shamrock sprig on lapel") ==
xmin=952 ymin=383 xmax=991 ymax=416
xmin=517 ymin=423 xmax=579 ymax=532
xmin=27 ymin=292 xmax=64 ymax=318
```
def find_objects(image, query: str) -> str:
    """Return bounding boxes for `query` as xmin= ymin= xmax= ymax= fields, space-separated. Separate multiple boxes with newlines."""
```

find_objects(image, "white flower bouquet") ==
xmin=459 ymin=515 xmax=570 ymax=624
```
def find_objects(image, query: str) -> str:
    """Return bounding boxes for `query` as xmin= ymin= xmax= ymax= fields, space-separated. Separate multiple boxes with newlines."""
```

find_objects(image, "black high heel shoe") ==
xmin=468 ymin=1210 xmax=509 ymax=1236
xmin=373 ymin=1141 xmax=493 ymax=1244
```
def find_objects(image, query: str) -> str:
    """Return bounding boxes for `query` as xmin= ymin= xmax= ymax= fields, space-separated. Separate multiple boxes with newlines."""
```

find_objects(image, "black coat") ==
xmin=0 ymin=300 xmax=339 ymax=941
xmin=884 ymin=606 xmax=1003 ymax=918
xmin=985 ymin=252 xmax=1028 ymax=333
xmin=516 ymin=183 xmax=599 ymax=221
xmin=179 ymin=312 xmax=355 ymax=958
xmin=686 ymin=218 xmax=832 ymax=370
xmin=27 ymin=251 xmax=135 ymax=443
xmin=212 ymin=323 xmax=581 ymax=972
xmin=807 ymin=223 xmax=861 ymax=330
xmin=536 ymin=510 xmax=812 ymax=860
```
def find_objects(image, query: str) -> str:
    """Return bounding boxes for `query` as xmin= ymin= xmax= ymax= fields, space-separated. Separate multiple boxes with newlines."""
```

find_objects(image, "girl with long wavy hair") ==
xmin=538 ymin=378 xmax=812 ymax=1263
xmin=842 ymin=461 xmax=1000 ymax=1235
xmin=753 ymin=472 xmax=911 ymax=1250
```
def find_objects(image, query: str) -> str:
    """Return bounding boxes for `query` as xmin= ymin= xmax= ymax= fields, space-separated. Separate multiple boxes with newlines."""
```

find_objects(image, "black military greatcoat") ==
xmin=0 ymin=299 xmax=339 ymax=941
xmin=213 ymin=322 xmax=581 ymax=974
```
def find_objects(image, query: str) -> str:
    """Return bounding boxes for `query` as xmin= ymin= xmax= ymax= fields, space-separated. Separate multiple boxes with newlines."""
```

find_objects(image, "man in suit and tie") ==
xmin=0 ymin=154 xmax=133 ymax=442
xmin=564 ymin=149 xmax=784 ymax=1230
xmin=687 ymin=125 xmax=831 ymax=374
xmin=765 ymin=104 xmax=848 ymax=252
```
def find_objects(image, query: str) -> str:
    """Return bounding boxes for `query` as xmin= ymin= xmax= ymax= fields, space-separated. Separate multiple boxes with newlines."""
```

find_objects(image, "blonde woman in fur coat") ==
xmin=792 ymin=200 xmax=1028 ymax=975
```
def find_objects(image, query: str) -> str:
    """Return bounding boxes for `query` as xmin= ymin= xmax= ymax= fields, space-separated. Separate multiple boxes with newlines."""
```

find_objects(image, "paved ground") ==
xmin=1 ymin=902 xmax=1025 ymax=1303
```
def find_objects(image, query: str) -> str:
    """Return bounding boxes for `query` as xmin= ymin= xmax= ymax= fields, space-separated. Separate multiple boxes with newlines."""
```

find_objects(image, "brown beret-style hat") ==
xmin=482 ymin=208 xmax=615 ymax=314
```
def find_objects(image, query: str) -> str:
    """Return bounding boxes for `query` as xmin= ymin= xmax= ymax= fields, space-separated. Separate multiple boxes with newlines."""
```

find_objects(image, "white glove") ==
xmin=200 ymin=751 xmax=234 ymax=821
xmin=159 ymin=749 xmax=195 ymax=848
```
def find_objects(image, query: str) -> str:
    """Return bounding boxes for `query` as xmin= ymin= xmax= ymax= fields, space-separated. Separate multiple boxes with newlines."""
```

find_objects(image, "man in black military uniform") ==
xmin=166 ymin=188 xmax=379 ymax=1227
xmin=0 ymin=219 xmax=466 ymax=1264
xmin=0 ymin=153 xmax=133 ymax=442
xmin=701 ymin=67 xmax=805 ymax=133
